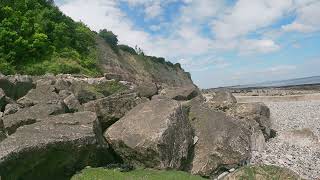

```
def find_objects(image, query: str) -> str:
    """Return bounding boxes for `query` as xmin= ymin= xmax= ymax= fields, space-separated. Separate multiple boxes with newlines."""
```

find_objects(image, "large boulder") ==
xmin=2 ymin=103 xmax=67 ymax=135
xmin=188 ymin=98 xmax=251 ymax=177
xmin=17 ymin=82 xmax=60 ymax=106
xmin=0 ymin=75 xmax=34 ymax=100
xmin=207 ymin=90 xmax=237 ymax=111
xmin=228 ymin=102 xmax=272 ymax=139
xmin=0 ymin=112 xmax=115 ymax=180
xmin=0 ymin=119 xmax=6 ymax=142
xmin=83 ymin=92 xmax=148 ymax=130
xmin=135 ymin=82 xmax=158 ymax=99
xmin=105 ymin=98 xmax=194 ymax=169
xmin=157 ymin=85 xmax=200 ymax=101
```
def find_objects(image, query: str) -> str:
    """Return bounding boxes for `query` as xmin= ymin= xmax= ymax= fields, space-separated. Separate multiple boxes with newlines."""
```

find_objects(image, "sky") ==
xmin=55 ymin=0 xmax=320 ymax=88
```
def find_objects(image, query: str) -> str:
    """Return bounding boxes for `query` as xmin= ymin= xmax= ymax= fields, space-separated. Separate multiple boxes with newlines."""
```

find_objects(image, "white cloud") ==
xmin=212 ymin=0 xmax=293 ymax=40
xmin=238 ymin=39 xmax=281 ymax=55
xmin=282 ymin=1 xmax=320 ymax=33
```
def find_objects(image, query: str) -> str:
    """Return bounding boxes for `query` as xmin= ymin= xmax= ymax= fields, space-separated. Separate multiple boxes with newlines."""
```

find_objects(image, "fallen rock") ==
xmin=0 ymin=75 xmax=34 ymax=100
xmin=207 ymin=91 xmax=237 ymax=111
xmin=228 ymin=103 xmax=272 ymax=139
xmin=2 ymin=103 xmax=67 ymax=135
xmin=135 ymin=82 xmax=158 ymax=99
xmin=0 ymin=112 xmax=115 ymax=179
xmin=0 ymin=89 xmax=6 ymax=111
xmin=224 ymin=165 xmax=302 ymax=180
xmin=0 ymin=119 xmax=6 ymax=142
xmin=158 ymin=85 xmax=199 ymax=101
xmin=3 ymin=103 xmax=21 ymax=115
xmin=83 ymin=92 xmax=148 ymax=130
xmin=188 ymin=98 xmax=251 ymax=177
xmin=64 ymin=94 xmax=81 ymax=112
xmin=105 ymin=98 xmax=193 ymax=169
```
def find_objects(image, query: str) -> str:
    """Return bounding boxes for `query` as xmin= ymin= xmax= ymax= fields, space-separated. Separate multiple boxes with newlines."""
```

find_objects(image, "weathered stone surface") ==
xmin=188 ymin=98 xmax=251 ymax=177
xmin=135 ymin=82 xmax=158 ymax=98
xmin=73 ymin=86 xmax=104 ymax=104
xmin=0 ymin=112 xmax=115 ymax=180
xmin=64 ymin=94 xmax=81 ymax=112
xmin=0 ymin=88 xmax=6 ymax=111
xmin=83 ymin=92 xmax=148 ymax=130
xmin=0 ymin=75 xmax=34 ymax=100
xmin=0 ymin=118 xmax=6 ymax=142
xmin=207 ymin=90 xmax=237 ymax=111
xmin=224 ymin=165 xmax=302 ymax=180
xmin=3 ymin=103 xmax=21 ymax=115
xmin=105 ymin=98 xmax=193 ymax=169
xmin=228 ymin=103 xmax=272 ymax=139
xmin=158 ymin=85 xmax=200 ymax=101
xmin=17 ymin=83 xmax=60 ymax=105
xmin=2 ymin=103 xmax=67 ymax=135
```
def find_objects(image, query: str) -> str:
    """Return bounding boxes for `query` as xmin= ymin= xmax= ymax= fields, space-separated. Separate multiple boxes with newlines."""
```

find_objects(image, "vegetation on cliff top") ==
xmin=0 ymin=0 xmax=189 ymax=79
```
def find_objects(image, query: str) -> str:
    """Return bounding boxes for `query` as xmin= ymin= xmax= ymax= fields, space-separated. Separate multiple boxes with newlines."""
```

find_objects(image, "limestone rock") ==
xmin=3 ymin=103 xmax=21 ymax=116
xmin=207 ymin=91 xmax=237 ymax=111
xmin=2 ymin=103 xmax=67 ymax=135
xmin=0 ymin=75 xmax=34 ymax=100
xmin=105 ymin=98 xmax=193 ymax=169
xmin=0 ymin=112 xmax=114 ymax=179
xmin=158 ymin=85 xmax=199 ymax=101
xmin=228 ymin=103 xmax=272 ymax=139
xmin=83 ymin=92 xmax=148 ymax=130
xmin=64 ymin=94 xmax=81 ymax=112
xmin=188 ymin=98 xmax=251 ymax=177
xmin=0 ymin=89 xmax=6 ymax=111
xmin=135 ymin=82 xmax=158 ymax=98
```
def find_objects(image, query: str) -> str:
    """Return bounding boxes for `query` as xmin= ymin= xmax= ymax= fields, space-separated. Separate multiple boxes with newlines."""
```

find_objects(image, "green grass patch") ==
xmin=71 ymin=168 xmax=205 ymax=180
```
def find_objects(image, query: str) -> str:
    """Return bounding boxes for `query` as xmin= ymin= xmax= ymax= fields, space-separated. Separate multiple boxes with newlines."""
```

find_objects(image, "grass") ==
xmin=71 ymin=168 xmax=205 ymax=180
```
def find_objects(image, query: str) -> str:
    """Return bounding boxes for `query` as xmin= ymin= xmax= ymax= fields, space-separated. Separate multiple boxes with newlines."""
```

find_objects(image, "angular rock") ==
xmin=0 ymin=88 xmax=6 ymax=111
xmin=158 ymin=85 xmax=199 ymax=101
xmin=228 ymin=103 xmax=272 ymax=139
xmin=105 ymin=98 xmax=193 ymax=169
xmin=207 ymin=91 xmax=237 ymax=111
xmin=17 ymin=83 xmax=60 ymax=105
xmin=64 ymin=94 xmax=81 ymax=112
xmin=0 ymin=75 xmax=34 ymax=100
xmin=2 ymin=103 xmax=67 ymax=135
xmin=0 ymin=118 xmax=6 ymax=142
xmin=3 ymin=103 xmax=21 ymax=116
xmin=135 ymin=82 xmax=158 ymax=99
xmin=0 ymin=112 xmax=115 ymax=179
xmin=83 ymin=92 xmax=148 ymax=130
xmin=188 ymin=98 xmax=251 ymax=177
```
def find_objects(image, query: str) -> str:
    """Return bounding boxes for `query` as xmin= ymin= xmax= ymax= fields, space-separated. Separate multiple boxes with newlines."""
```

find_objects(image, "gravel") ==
xmin=250 ymin=100 xmax=320 ymax=180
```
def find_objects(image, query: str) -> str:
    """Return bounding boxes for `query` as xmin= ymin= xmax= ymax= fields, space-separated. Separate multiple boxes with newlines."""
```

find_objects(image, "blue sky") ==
xmin=56 ymin=0 xmax=320 ymax=88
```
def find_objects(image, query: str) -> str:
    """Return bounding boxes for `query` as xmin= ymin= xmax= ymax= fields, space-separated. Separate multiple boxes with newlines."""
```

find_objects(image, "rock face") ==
xmin=0 ymin=89 xmax=6 ymax=111
xmin=0 ymin=75 xmax=34 ymax=100
xmin=83 ymin=92 xmax=148 ymax=131
xmin=188 ymin=97 xmax=251 ymax=177
xmin=207 ymin=90 xmax=237 ymax=111
xmin=0 ymin=112 xmax=114 ymax=180
xmin=228 ymin=102 xmax=272 ymax=139
xmin=157 ymin=85 xmax=200 ymax=101
xmin=2 ymin=103 xmax=67 ymax=135
xmin=105 ymin=98 xmax=194 ymax=169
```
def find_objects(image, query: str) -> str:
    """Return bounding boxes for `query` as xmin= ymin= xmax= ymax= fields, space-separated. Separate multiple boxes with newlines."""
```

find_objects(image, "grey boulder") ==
xmin=105 ymin=98 xmax=193 ymax=169
xmin=83 ymin=92 xmax=148 ymax=130
xmin=0 ymin=75 xmax=34 ymax=100
xmin=188 ymin=98 xmax=251 ymax=177
xmin=157 ymin=85 xmax=200 ymax=101
xmin=207 ymin=90 xmax=237 ymax=111
xmin=0 ymin=112 xmax=114 ymax=180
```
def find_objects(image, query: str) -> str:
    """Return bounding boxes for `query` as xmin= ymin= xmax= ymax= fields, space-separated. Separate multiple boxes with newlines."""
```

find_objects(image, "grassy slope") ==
xmin=71 ymin=168 xmax=205 ymax=180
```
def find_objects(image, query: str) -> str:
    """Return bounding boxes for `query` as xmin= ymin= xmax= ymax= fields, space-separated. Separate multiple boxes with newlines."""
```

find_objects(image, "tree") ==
xmin=99 ymin=29 xmax=118 ymax=51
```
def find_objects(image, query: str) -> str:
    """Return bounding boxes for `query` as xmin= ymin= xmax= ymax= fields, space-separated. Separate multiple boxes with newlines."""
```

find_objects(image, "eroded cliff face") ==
xmin=95 ymin=36 xmax=194 ymax=88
